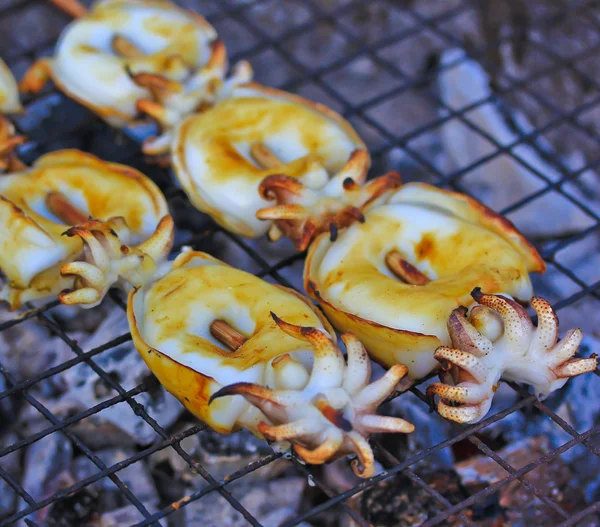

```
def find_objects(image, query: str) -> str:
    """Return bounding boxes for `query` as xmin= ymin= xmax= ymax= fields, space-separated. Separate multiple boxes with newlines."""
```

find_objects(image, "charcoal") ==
xmin=0 ymin=374 xmax=20 ymax=429
xmin=149 ymin=425 xmax=285 ymax=496
xmin=49 ymin=303 xmax=116 ymax=334
xmin=44 ymin=487 xmax=99 ymax=527
xmin=456 ymin=436 xmax=593 ymax=526
xmin=387 ymin=387 xmax=455 ymax=469
xmin=194 ymin=427 xmax=283 ymax=480
xmin=438 ymin=48 xmax=594 ymax=238
xmin=18 ymin=433 xmax=73 ymax=525
xmin=0 ymin=309 xmax=77 ymax=387
xmin=0 ymin=432 xmax=20 ymax=519
xmin=0 ymin=1 xmax=598 ymax=526
xmin=345 ymin=470 xmax=470 ymax=527
xmin=72 ymin=448 xmax=158 ymax=509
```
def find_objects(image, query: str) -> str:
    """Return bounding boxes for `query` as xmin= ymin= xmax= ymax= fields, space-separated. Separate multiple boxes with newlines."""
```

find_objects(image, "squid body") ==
xmin=57 ymin=216 xmax=415 ymax=477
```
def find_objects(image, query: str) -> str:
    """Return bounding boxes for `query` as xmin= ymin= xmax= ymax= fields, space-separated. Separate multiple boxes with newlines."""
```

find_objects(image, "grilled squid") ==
xmin=0 ymin=58 xmax=25 ymax=173
xmin=0 ymin=150 xmax=167 ymax=309
xmin=427 ymin=289 xmax=597 ymax=423
xmin=20 ymin=0 xmax=250 ymax=151
xmin=305 ymin=182 xmax=546 ymax=380
xmin=173 ymin=82 xmax=400 ymax=249
xmin=58 ymin=217 xmax=414 ymax=477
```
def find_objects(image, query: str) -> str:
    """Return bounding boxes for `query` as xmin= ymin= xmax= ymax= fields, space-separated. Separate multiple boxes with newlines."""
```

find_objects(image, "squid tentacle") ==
xmin=210 ymin=314 xmax=414 ymax=477
xmin=429 ymin=289 xmax=598 ymax=424
xmin=257 ymin=166 xmax=402 ymax=251
xmin=59 ymin=216 xmax=174 ymax=308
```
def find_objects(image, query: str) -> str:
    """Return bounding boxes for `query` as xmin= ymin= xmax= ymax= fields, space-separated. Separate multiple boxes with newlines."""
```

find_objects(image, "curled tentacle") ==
xmin=428 ymin=289 xmax=598 ymax=424
xmin=0 ymin=58 xmax=22 ymax=115
xmin=257 ymin=164 xmax=402 ymax=251
xmin=140 ymin=59 xmax=254 ymax=157
xmin=210 ymin=315 xmax=413 ymax=476
xmin=341 ymin=333 xmax=371 ymax=395
xmin=447 ymin=306 xmax=493 ymax=358
xmin=471 ymin=287 xmax=533 ymax=351
xmin=270 ymin=312 xmax=345 ymax=390
xmin=0 ymin=117 xmax=26 ymax=174
xmin=59 ymin=215 xmax=174 ymax=308
xmin=469 ymin=305 xmax=503 ymax=342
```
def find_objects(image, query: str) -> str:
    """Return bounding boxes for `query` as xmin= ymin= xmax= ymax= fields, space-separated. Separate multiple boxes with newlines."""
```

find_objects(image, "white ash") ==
xmin=180 ymin=478 xmax=310 ymax=527
xmin=438 ymin=48 xmax=595 ymax=238
xmin=149 ymin=425 xmax=286 ymax=497
xmin=0 ymin=308 xmax=78 ymax=387
xmin=53 ymin=308 xmax=183 ymax=447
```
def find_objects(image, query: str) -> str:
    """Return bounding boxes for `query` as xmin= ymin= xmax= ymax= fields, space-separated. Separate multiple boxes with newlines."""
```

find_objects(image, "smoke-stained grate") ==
xmin=1 ymin=0 xmax=600 ymax=526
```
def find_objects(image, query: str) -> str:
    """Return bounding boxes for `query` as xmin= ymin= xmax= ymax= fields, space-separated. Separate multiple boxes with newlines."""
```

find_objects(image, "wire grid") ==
xmin=1 ymin=0 xmax=600 ymax=525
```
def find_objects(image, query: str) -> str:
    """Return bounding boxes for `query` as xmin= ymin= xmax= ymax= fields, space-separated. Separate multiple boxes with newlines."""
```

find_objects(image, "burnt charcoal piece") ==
xmin=348 ymin=470 xmax=470 ymax=527
xmin=45 ymin=488 xmax=99 ymax=527
xmin=456 ymin=437 xmax=594 ymax=527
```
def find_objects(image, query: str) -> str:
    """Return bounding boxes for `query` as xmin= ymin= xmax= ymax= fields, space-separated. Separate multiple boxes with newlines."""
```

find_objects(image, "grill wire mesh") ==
xmin=1 ymin=0 xmax=600 ymax=525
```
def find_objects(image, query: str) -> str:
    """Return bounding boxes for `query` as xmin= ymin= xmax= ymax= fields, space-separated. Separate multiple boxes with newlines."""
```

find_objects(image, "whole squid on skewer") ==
xmin=172 ymin=82 xmax=401 ymax=249
xmin=305 ymin=181 xmax=596 ymax=422
xmin=57 ymin=215 xmax=414 ymax=477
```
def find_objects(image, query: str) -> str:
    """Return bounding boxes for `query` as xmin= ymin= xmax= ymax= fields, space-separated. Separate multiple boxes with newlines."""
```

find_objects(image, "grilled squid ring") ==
xmin=0 ymin=59 xmax=25 ymax=173
xmin=0 ymin=150 xmax=167 ymax=309
xmin=305 ymin=182 xmax=546 ymax=379
xmin=58 ymin=218 xmax=414 ymax=477
xmin=173 ymin=82 xmax=399 ymax=249
xmin=20 ymin=0 xmax=250 ymax=148
xmin=427 ymin=289 xmax=598 ymax=423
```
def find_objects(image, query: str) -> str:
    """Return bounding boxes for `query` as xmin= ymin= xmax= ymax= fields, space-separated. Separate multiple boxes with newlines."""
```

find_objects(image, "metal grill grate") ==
xmin=1 ymin=0 xmax=600 ymax=525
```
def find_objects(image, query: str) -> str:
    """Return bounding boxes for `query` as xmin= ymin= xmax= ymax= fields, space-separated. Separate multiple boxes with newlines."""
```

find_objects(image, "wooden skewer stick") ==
xmin=210 ymin=320 xmax=247 ymax=351
xmin=250 ymin=142 xmax=283 ymax=169
xmin=46 ymin=191 xmax=88 ymax=225
xmin=385 ymin=250 xmax=431 ymax=286
xmin=112 ymin=35 xmax=145 ymax=58
xmin=48 ymin=0 xmax=88 ymax=18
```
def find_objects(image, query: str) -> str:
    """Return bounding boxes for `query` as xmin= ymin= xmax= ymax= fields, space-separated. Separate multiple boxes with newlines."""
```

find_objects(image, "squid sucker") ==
xmin=57 ymin=215 xmax=414 ymax=477
xmin=426 ymin=289 xmax=597 ymax=424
